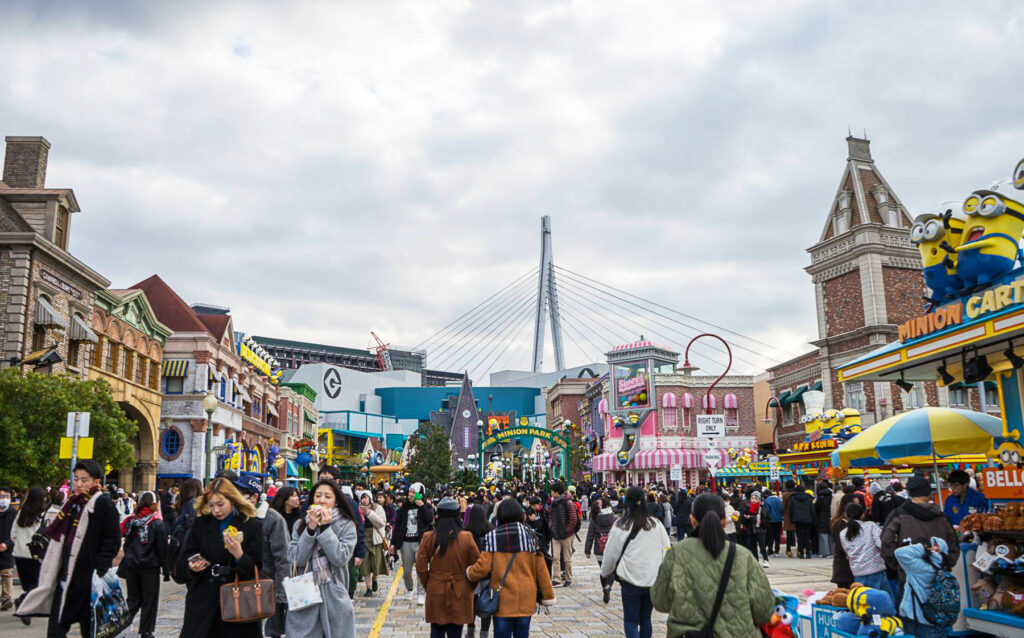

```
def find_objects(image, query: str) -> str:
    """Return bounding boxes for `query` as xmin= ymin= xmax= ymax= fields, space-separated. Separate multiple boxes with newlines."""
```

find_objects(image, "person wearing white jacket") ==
xmin=601 ymin=487 xmax=671 ymax=638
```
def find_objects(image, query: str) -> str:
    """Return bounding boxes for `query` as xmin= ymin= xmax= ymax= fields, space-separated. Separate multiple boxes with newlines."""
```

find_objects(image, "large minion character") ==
xmin=816 ymin=409 xmax=841 ymax=440
xmin=955 ymin=186 xmax=1024 ymax=287
xmin=910 ymin=208 xmax=966 ymax=300
xmin=835 ymin=408 xmax=863 ymax=439
xmin=1015 ymin=157 xmax=1024 ymax=191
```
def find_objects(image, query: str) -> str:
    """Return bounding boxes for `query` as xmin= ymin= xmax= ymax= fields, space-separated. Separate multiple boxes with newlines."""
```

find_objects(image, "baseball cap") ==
xmin=233 ymin=475 xmax=263 ymax=496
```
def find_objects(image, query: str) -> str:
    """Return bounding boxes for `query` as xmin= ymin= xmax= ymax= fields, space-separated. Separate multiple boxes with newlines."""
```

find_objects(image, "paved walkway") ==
xmin=0 ymin=547 xmax=834 ymax=637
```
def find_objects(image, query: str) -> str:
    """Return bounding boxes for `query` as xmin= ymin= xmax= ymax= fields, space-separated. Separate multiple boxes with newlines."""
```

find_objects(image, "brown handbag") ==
xmin=219 ymin=564 xmax=276 ymax=623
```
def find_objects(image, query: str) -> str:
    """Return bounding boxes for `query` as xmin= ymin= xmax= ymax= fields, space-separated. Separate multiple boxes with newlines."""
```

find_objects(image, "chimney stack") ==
xmin=845 ymin=135 xmax=872 ymax=163
xmin=3 ymin=136 xmax=51 ymax=188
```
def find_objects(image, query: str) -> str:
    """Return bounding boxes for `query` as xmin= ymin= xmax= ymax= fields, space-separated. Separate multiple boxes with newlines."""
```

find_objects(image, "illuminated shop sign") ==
xmin=614 ymin=362 xmax=650 ymax=408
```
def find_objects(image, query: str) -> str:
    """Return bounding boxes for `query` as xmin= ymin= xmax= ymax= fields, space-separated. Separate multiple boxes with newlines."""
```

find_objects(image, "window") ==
xmin=135 ymin=355 xmax=144 ymax=384
xmin=948 ymin=387 xmax=966 ymax=407
xmin=985 ymin=387 xmax=999 ymax=412
xmin=254 ymin=398 xmax=262 ymax=419
xmin=901 ymin=386 xmax=924 ymax=410
xmin=67 ymin=339 xmax=80 ymax=368
xmin=165 ymin=376 xmax=184 ymax=394
xmin=123 ymin=350 xmax=133 ymax=380
xmin=219 ymin=377 xmax=226 ymax=401
xmin=93 ymin=337 xmax=104 ymax=367
xmin=662 ymin=409 xmax=677 ymax=429
xmin=149 ymin=362 xmax=159 ymax=390
xmin=835 ymin=213 xmax=849 ymax=235
xmin=105 ymin=342 xmax=116 ymax=372
xmin=888 ymin=209 xmax=900 ymax=228
xmin=54 ymin=206 xmax=68 ymax=249
xmin=844 ymin=382 xmax=866 ymax=412
xmin=682 ymin=407 xmax=691 ymax=431
xmin=31 ymin=324 xmax=47 ymax=351
xmin=160 ymin=427 xmax=184 ymax=460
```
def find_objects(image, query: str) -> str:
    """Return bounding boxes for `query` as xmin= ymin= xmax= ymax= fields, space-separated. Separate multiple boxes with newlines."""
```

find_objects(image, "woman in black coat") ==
xmin=117 ymin=492 xmax=168 ymax=638
xmin=176 ymin=478 xmax=263 ymax=638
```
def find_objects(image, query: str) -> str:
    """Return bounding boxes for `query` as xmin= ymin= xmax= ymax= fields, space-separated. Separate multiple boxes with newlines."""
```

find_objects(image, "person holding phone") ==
xmin=176 ymin=478 xmax=263 ymax=638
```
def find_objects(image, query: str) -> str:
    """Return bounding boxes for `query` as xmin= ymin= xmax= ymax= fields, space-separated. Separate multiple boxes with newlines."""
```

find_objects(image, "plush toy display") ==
xmin=1000 ymin=580 xmax=1024 ymax=615
xmin=759 ymin=590 xmax=801 ymax=638
xmin=971 ymin=577 xmax=998 ymax=610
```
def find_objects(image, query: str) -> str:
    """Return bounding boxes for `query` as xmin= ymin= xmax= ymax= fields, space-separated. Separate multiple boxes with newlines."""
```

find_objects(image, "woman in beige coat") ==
xmin=358 ymin=490 xmax=389 ymax=596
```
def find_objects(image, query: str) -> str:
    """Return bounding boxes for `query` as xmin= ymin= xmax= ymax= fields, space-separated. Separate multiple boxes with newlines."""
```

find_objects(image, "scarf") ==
xmin=124 ymin=508 xmax=158 ymax=544
xmin=46 ymin=485 xmax=100 ymax=547
xmin=311 ymin=507 xmax=342 ymax=586
xmin=483 ymin=522 xmax=539 ymax=554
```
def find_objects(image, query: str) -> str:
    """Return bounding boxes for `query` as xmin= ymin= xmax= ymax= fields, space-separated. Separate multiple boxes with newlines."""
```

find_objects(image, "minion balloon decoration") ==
xmin=910 ymin=206 xmax=966 ymax=301
xmin=954 ymin=181 xmax=1024 ymax=288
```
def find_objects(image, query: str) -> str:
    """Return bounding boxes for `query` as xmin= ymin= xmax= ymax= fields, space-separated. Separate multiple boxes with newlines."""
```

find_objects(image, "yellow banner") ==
xmin=59 ymin=437 xmax=94 ymax=459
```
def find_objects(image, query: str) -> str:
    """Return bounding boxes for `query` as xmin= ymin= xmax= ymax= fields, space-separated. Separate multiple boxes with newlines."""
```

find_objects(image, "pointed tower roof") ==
xmin=447 ymin=373 xmax=480 ymax=460
xmin=818 ymin=136 xmax=914 ymax=242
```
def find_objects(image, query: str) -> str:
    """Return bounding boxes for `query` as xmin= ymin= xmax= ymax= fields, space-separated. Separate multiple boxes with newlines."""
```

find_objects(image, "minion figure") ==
xmin=1015 ymin=157 xmax=1024 ymax=191
xmin=955 ymin=186 xmax=1024 ymax=288
xmin=910 ymin=208 xmax=966 ymax=300
xmin=835 ymin=408 xmax=863 ymax=440
xmin=816 ymin=410 xmax=840 ymax=440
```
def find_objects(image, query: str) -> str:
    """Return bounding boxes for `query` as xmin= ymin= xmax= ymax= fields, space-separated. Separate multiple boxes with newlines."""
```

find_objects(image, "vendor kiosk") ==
xmin=836 ymin=161 xmax=1024 ymax=637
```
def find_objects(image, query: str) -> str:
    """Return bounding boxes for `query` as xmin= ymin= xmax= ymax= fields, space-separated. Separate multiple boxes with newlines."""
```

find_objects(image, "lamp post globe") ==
xmin=202 ymin=391 xmax=218 ymax=485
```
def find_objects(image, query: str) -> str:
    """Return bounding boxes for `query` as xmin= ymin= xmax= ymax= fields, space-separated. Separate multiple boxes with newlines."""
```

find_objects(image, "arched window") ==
xmin=724 ymin=393 xmax=739 ymax=428
xmin=681 ymin=393 xmax=694 ymax=431
xmin=661 ymin=392 xmax=678 ymax=430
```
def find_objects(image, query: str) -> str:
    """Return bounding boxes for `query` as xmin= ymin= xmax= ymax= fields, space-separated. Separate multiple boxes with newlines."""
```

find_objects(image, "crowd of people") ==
xmin=0 ymin=464 xmax=987 ymax=638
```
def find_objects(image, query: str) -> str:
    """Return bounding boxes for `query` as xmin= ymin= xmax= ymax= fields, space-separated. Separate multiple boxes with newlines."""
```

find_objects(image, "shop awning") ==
xmin=776 ymin=390 xmax=792 ymax=405
xmin=947 ymin=381 xmax=998 ymax=391
xmin=22 ymin=345 xmax=62 ymax=366
xmin=303 ymin=409 xmax=318 ymax=424
xmin=591 ymin=452 xmax=617 ymax=471
xmin=267 ymin=404 xmax=279 ymax=418
xmin=68 ymin=315 xmax=98 ymax=343
xmin=285 ymin=459 xmax=298 ymax=477
xmin=235 ymin=384 xmax=252 ymax=404
xmin=784 ymin=385 xmax=809 ymax=405
xmin=810 ymin=380 xmax=823 ymax=391
xmin=162 ymin=360 xmax=190 ymax=378
xmin=209 ymin=366 xmax=219 ymax=383
xmin=34 ymin=297 xmax=66 ymax=329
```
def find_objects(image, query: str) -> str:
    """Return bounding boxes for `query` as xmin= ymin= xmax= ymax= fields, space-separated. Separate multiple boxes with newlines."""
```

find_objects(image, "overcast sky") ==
xmin=3 ymin=2 xmax=1023 ymax=380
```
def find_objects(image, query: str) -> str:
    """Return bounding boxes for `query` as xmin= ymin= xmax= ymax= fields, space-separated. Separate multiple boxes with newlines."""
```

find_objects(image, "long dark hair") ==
xmin=135 ymin=492 xmax=157 ymax=515
xmin=177 ymin=478 xmax=202 ymax=513
xmin=434 ymin=513 xmax=463 ymax=557
xmin=269 ymin=487 xmax=298 ymax=516
xmin=616 ymin=486 xmax=655 ymax=531
xmin=589 ymin=495 xmax=604 ymax=521
xmin=465 ymin=504 xmax=492 ymax=540
xmin=296 ymin=480 xmax=358 ymax=536
xmin=845 ymin=502 xmax=866 ymax=541
xmin=16 ymin=487 xmax=46 ymax=528
xmin=692 ymin=492 xmax=727 ymax=558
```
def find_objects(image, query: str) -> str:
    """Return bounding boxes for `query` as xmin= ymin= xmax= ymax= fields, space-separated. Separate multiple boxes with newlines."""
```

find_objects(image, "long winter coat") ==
xmin=651 ymin=538 xmax=775 ymax=638
xmin=416 ymin=530 xmax=480 ymax=625
xmin=467 ymin=547 xmax=555 ymax=617
xmin=262 ymin=508 xmax=291 ymax=604
xmin=16 ymin=491 xmax=121 ymax=624
xmin=286 ymin=516 xmax=358 ymax=638
xmin=176 ymin=513 xmax=264 ymax=638
xmin=585 ymin=508 xmax=615 ymax=558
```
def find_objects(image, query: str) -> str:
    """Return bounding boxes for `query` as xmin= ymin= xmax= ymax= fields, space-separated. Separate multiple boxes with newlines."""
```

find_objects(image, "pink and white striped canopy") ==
xmin=681 ymin=393 xmax=694 ymax=409
xmin=723 ymin=393 xmax=738 ymax=410
xmin=590 ymin=448 xmax=730 ymax=470
xmin=662 ymin=392 xmax=677 ymax=408
xmin=598 ymin=398 xmax=608 ymax=414
xmin=702 ymin=393 xmax=718 ymax=410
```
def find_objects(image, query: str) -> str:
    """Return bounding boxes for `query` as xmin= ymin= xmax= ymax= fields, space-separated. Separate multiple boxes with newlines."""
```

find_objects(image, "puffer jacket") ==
xmin=788 ymin=490 xmax=815 ymax=525
xmin=652 ymin=538 xmax=775 ymax=638
xmin=880 ymin=501 xmax=959 ymax=577
xmin=584 ymin=508 xmax=615 ymax=558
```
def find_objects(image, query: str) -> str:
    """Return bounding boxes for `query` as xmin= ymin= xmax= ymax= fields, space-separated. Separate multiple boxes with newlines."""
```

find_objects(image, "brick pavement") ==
xmin=0 ymin=542 xmax=835 ymax=637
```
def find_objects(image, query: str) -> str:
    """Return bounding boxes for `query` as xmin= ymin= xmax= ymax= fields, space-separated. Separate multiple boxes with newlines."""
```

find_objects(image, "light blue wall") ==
xmin=376 ymin=386 xmax=542 ymax=421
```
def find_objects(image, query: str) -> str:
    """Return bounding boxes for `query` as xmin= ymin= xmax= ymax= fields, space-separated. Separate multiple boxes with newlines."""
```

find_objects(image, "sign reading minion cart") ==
xmin=838 ymin=156 xmax=1024 ymax=468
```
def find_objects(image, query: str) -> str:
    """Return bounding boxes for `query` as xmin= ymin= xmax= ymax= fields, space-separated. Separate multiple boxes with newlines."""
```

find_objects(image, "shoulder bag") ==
xmin=220 ymin=564 xmax=276 ymax=623
xmin=475 ymin=553 xmax=516 ymax=618
xmin=681 ymin=541 xmax=736 ymax=638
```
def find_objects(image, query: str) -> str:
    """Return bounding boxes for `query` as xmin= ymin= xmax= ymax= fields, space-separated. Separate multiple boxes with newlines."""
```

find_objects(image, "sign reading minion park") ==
xmin=481 ymin=425 xmax=569 ymax=451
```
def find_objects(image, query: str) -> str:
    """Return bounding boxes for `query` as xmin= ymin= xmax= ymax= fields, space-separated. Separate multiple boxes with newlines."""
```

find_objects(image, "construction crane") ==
xmin=370 ymin=331 xmax=393 ymax=371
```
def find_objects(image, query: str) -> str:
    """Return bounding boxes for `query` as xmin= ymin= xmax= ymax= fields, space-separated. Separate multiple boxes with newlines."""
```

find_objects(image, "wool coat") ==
xmin=286 ymin=515 xmax=358 ymax=638
xmin=16 ymin=491 xmax=121 ymax=624
xmin=651 ymin=538 xmax=775 ymax=638
xmin=262 ymin=508 xmax=291 ymax=604
xmin=176 ymin=513 xmax=264 ymax=638
xmin=416 ymin=530 xmax=480 ymax=625
xmin=363 ymin=504 xmax=387 ymax=547
xmin=467 ymin=548 xmax=555 ymax=618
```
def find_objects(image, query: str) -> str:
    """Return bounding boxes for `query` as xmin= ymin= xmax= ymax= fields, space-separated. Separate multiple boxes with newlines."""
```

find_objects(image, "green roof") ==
xmin=283 ymin=382 xmax=318 ymax=402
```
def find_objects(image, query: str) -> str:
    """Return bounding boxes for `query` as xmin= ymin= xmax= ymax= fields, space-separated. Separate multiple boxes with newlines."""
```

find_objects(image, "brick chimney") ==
xmin=3 ymin=136 xmax=51 ymax=188
xmin=846 ymin=135 xmax=872 ymax=163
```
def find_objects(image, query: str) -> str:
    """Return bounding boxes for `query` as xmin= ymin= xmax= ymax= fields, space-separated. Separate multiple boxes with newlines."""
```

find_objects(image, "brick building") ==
xmin=279 ymin=382 xmax=319 ymax=481
xmin=89 ymin=289 xmax=172 ymax=492
xmin=766 ymin=136 xmax=950 ymax=452
xmin=0 ymin=136 xmax=109 ymax=375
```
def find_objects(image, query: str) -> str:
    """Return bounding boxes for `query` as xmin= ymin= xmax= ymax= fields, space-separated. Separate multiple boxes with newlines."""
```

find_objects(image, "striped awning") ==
xmin=34 ymin=297 xmax=66 ymax=329
xmin=591 ymin=452 xmax=617 ymax=471
xmin=209 ymin=366 xmax=219 ymax=383
xmin=161 ymin=360 xmax=189 ymax=377
xmin=598 ymin=398 xmax=608 ymax=414
xmin=634 ymin=448 xmax=730 ymax=469
xmin=267 ymin=404 xmax=278 ymax=418
xmin=662 ymin=392 xmax=677 ymax=408
xmin=702 ymin=393 xmax=718 ymax=410
xmin=235 ymin=383 xmax=252 ymax=404
xmin=681 ymin=393 xmax=694 ymax=409
xmin=723 ymin=393 xmax=738 ymax=410
xmin=68 ymin=315 xmax=98 ymax=343
xmin=303 ymin=409 xmax=318 ymax=424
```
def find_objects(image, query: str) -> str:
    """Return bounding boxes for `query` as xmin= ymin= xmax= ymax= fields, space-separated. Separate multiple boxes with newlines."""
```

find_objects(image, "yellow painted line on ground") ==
xmin=368 ymin=566 xmax=402 ymax=638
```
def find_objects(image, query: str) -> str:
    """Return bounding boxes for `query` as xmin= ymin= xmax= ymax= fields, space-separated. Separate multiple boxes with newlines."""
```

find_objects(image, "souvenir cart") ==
xmin=836 ymin=157 xmax=1024 ymax=637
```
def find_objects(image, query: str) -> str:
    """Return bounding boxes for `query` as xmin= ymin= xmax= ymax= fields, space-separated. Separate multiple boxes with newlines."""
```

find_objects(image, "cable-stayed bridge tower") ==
xmin=531 ymin=216 xmax=565 ymax=372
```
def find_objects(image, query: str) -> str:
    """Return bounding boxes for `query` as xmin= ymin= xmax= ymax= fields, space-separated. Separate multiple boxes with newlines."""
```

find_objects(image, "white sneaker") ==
xmin=762 ymin=559 xmax=770 ymax=568
xmin=407 ymin=590 xmax=415 ymax=601
xmin=417 ymin=594 xmax=425 ymax=606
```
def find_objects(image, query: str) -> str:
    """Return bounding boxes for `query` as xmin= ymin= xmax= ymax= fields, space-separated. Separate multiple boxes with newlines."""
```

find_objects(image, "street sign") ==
xmin=670 ymin=467 xmax=682 ymax=481
xmin=696 ymin=414 xmax=726 ymax=437
xmin=60 ymin=437 xmax=93 ymax=459
xmin=66 ymin=412 xmax=90 ymax=437
xmin=706 ymin=439 xmax=718 ymax=448
xmin=211 ymin=445 xmax=227 ymax=454
xmin=703 ymin=450 xmax=720 ymax=468
xmin=768 ymin=455 xmax=780 ymax=481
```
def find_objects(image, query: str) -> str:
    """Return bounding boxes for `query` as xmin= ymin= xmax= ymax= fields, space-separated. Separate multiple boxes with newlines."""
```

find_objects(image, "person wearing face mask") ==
xmin=175 ymin=478 xmax=264 ymax=638
xmin=15 ymin=461 xmax=121 ymax=637
xmin=0 ymin=486 xmax=17 ymax=612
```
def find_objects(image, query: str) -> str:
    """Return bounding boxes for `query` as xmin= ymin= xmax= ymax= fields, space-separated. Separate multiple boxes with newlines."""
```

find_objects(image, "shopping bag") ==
xmin=91 ymin=570 xmax=132 ymax=638
xmin=283 ymin=564 xmax=322 ymax=611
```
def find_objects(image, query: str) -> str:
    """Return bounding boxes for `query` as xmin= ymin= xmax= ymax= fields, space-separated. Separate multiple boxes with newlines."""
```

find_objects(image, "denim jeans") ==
xmin=855 ymin=570 xmax=892 ymax=600
xmin=620 ymin=581 xmax=653 ymax=638
xmin=900 ymin=619 xmax=948 ymax=638
xmin=430 ymin=623 xmax=464 ymax=638
xmin=493 ymin=615 xmax=531 ymax=638
xmin=817 ymin=532 xmax=833 ymax=557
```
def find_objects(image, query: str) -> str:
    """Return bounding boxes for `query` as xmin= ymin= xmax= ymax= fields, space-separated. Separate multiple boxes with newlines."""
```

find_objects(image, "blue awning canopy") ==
xmin=286 ymin=459 xmax=298 ymax=477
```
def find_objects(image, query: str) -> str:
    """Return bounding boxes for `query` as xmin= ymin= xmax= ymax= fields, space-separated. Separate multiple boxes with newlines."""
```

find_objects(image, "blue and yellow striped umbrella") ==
xmin=831 ymin=407 xmax=1002 ymax=469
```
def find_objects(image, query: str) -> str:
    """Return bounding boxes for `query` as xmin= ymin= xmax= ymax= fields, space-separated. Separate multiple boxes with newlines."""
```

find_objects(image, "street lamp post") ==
xmin=682 ymin=333 xmax=732 ymax=493
xmin=202 ymin=391 xmax=218 ymax=485
xmin=476 ymin=419 xmax=484 ymax=483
